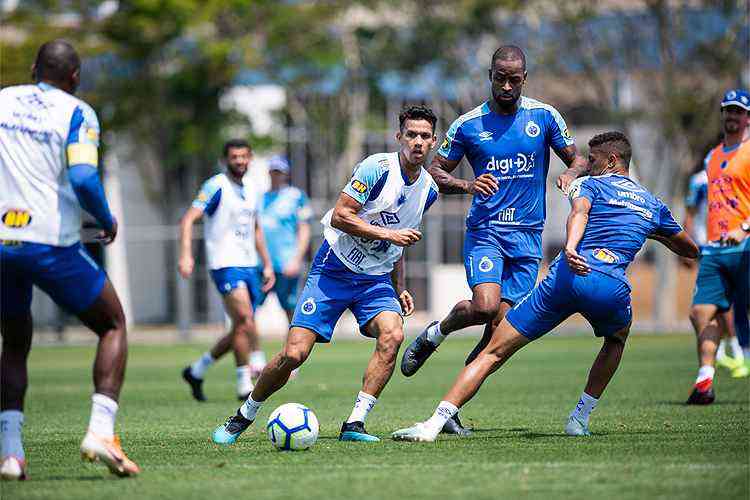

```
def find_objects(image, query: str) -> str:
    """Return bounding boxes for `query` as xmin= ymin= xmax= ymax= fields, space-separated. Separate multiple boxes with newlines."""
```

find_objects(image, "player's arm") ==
xmin=178 ymin=207 xmax=204 ymax=278
xmin=553 ymin=145 xmax=588 ymax=194
xmin=427 ymin=155 xmax=498 ymax=196
xmin=330 ymin=193 xmax=422 ymax=247
xmin=254 ymin=218 xmax=276 ymax=293
xmin=390 ymin=253 xmax=414 ymax=316
xmin=648 ymin=231 xmax=699 ymax=259
xmin=564 ymin=196 xmax=592 ymax=276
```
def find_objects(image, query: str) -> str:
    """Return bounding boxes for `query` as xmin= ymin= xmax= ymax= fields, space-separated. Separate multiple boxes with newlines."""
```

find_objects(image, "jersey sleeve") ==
xmin=423 ymin=183 xmax=439 ymax=214
xmin=192 ymin=177 xmax=222 ymax=216
xmin=296 ymin=190 xmax=313 ymax=222
xmin=653 ymin=203 xmax=684 ymax=237
xmin=685 ymin=172 xmax=707 ymax=208
xmin=545 ymin=106 xmax=575 ymax=151
xmin=66 ymin=104 xmax=100 ymax=168
xmin=436 ymin=117 xmax=466 ymax=161
xmin=341 ymin=157 xmax=388 ymax=205
xmin=567 ymin=176 xmax=595 ymax=204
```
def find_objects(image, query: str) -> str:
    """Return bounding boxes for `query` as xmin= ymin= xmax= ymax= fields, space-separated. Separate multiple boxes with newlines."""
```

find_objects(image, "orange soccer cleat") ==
xmin=80 ymin=432 xmax=140 ymax=477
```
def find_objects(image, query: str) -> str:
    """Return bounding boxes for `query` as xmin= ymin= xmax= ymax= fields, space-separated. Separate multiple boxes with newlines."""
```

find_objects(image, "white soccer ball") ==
xmin=266 ymin=403 xmax=319 ymax=451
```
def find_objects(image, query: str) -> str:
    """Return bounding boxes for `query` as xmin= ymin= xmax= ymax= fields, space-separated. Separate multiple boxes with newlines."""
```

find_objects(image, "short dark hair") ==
xmin=398 ymin=105 xmax=437 ymax=133
xmin=491 ymin=45 xmax=526 ymax=71
xmin=223 ymin=139 xmax=251 ymax=157
xmin=588 ymin=131 xmax=632 ymax=166
xmin=34 ymin=39 xmax=80 ymax=82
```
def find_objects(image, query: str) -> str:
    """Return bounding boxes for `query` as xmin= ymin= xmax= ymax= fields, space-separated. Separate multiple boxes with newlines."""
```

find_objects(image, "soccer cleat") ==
xmin=686 ymin=386 xmax=715 ymax=405
xmin=80 ymin=432 xmax=140 ymax=477
xmin=716 ymin=356 xmax=739 ymax=371
xmin=0 ymin=456 xmax=27 ymax=481
xmin=565 ymin=415 xmax=591 ymax=436
xmin=182 ymin=367 xmax=206 ymax=402
xmin=339 ymin=421 xmax=380 ymax=442
xmin=731 ymin=363 xmax=749 ymax=378
xmin=212 ymin=412 xmax=253 ymax=445
xmin=400 ymin=322 xmax=440 ymax=376
xmin=391 ymin=422 xmax=439 ymax=443
xmin=441 ymin=413 xmax=472 ymax=436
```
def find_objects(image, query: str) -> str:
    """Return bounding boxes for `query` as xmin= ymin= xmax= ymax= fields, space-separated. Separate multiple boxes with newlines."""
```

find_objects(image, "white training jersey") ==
xmin=321 ymin=152 xmax=439 ymax=275
xmin=192 ymin=172 xmax=261 ymax=270
xmin=0 ymin=83 xmax=100 ymax=246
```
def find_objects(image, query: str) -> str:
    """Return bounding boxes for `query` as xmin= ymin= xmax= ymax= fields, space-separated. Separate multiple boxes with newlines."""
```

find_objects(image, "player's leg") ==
xmin=715 ymin=309 xmax=747 ymax=376
xmin=275 ymin=273 xmax=302 ymax=377
xmin=222 ymin=286 xmax=259 ymax=399
xmin=729 ymin=247 xmax=750 ymax=368
xmin=182 ymin=331 xmax=233 ymax=402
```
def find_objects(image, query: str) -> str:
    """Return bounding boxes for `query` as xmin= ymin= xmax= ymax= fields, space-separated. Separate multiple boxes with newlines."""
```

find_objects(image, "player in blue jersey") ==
xmin=0 ymin=41 xmax=139 ymax=479
xmin=400 ymin=45 xmax=588 ymax=435
xmin=392 ymin=132 xmax=699 ymax=442
xmin=211 ymin=106 xmax=439 ymax=444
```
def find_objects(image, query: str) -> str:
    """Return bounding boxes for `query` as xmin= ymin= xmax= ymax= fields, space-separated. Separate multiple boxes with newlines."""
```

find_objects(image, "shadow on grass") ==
xmin=657 ymin=401 xmax=748 ymax=406
xmin=39 ymin=475 xmax=109 ymax=482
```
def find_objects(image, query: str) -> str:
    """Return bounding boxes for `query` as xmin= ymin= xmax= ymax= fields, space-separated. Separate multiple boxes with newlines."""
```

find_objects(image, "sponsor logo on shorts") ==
xmin=592 ymin=248 xmax=619 ymax=264
xmin=525 ymin=120 xmax=540 ymax=138
xmin=478 ymin=256 xmax=494 ymax=272
xmin=350 ymin=180 xmax=367 ymax=194
xmin=2 ymin=209 xmax=32 ymax=228
xmin=301 ymin=297 xmax=317 ymax=315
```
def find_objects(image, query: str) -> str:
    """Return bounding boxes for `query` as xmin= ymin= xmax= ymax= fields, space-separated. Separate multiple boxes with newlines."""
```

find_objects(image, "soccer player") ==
xmin=392 ymin=131 xmax=699 ymax=442
xmin=179 ymin=140 xmax=275 ymax=402
xmin=257 ymin=155 xmax=313 ymax=323
xmin=211 ymin=105 xmax=439 ymax=444
xmin=684 ymin=165 xmax=747 ymax=378
xmin=687 ymin=89 xmax=750 ymax=405
xmin=0 ymin=40 xmax=139 ymax=479
xmin=400 ymin=45 xmax=587 ymax=435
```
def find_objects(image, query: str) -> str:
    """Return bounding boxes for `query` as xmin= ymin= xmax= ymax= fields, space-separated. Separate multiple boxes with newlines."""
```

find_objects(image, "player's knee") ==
xmin=280 ymin=344 xmax=309 ymax=369
xmin=472 ymin=301 xmax=498 ymax=324
xmin=233 ymin=313 xmax=255 ymax=334
xmin=377 ymin=326 xmax=404 ymax=356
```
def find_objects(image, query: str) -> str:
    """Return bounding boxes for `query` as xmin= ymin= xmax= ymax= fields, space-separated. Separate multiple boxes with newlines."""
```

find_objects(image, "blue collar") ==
xmin=722 ymin=142 xmax=742 ymax=154
xmin=37 ymin=82 xmax=57 ymax=92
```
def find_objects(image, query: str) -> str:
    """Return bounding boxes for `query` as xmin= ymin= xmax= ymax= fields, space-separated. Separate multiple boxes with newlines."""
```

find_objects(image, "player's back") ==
xmin=0 ymin=83 xmax=98 ymax=246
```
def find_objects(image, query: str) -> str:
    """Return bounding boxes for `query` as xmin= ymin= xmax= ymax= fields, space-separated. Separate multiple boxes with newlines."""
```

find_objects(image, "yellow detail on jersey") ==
xmin=86 ymin=127 xmax=99 ymax=142
xmin=197 ymin=192 xmax=208 ymax=202
xmin=67 ymin=143 xmax=98 ymax=166
xmin=592 ymin=248 xmax=617 ymax=264
xmin=2 ymin=209 xmax=32 ymax=228
xmin=351 ymin=179 xmax=368 ymax=194
xmin=441 ymin=138 xmax=449 ymax=149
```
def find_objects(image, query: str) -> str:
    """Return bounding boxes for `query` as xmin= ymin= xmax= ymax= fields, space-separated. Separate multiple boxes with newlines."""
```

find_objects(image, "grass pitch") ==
xmin=3 ymin=334 xmax=748 ymax=499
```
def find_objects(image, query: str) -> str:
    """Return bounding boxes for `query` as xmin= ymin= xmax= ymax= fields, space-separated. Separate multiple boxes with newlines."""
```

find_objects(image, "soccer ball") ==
xmin=266 ymin=403 xmax=319 ymax=450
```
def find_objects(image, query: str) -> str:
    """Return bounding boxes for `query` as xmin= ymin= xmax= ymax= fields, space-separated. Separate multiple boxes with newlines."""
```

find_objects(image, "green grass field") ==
xmin=3 ymin=334 xmax=748 ymax=499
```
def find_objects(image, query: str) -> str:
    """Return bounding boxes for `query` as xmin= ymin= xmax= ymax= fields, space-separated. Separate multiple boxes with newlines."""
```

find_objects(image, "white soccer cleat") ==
xmin=565 ymin=415 xmax=591 ymax=436
xmin=80 ymin=431 xmax=140 ymax=477
xmin=391 ymin=422 xmax=440 ymax=442
xmin=0 ymin=456 xmax=27 ymax=481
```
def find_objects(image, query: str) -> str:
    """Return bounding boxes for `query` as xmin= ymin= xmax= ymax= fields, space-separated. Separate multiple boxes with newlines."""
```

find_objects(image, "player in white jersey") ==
xmin=179 ymin=139 xmax=275 ymax=401
xmin=0 ymin=40 xmax=139 ymax=480
xmin=211 ymin=105 xmax=440 ymax=444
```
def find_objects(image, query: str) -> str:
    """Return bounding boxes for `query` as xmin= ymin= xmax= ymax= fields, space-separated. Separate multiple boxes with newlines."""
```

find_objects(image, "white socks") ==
xmin=0 ymin=410 xmax=24 ymax=459
xmin=236 ymin=365 xmax=254 ymax=397
xmin=346 ymin=392 xmax=377 ymax=424
xmin=424 ymin=401 xmax=459 ymax=433
xmin=190 ymin=352 xmax=215 ymax=379
xmin=570 ymin=392 xmax=598 ymax=424
xmin=728 ymin=337 xmax=744 ymax=361
xmin=88 ymin=393 xmax=118 ymax=438
xmin=426 ymin=322 xmax=447 ymax=346
xmin=696 ymin=365 xmax=715 ymax=384
xmin=250 ymin=351 xmax=267 ymax=372
xmin=239 ymin=395 xmax=263 ymax=421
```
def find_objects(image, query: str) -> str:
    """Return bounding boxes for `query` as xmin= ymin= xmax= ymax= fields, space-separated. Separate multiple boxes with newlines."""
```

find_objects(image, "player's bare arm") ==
xmin=391 ymin=254 xmax=414 ymax=316
xmin=254 ymin=218 xmax=276 ymax=292
xmin=427 ymin=155 xmax=498 ymax=196
xmin=648 ymin=230 xmax=700 ymax=259
xmin=555 ymin=145 xmax=588 ymax=194
xmin=564 ymin=196 xmax=592 ymax=276
xmin=178 ymin=206 xmax=204 ymax=278
xmin=330 ymin=192 xmax=422 ymax=247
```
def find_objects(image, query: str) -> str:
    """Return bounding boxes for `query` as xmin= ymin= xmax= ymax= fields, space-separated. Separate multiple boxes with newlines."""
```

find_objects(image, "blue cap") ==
xmin=721 ymin=89 xmax=750 ymax=111
xmin=268 ymin=155 xmax=290 ymax=173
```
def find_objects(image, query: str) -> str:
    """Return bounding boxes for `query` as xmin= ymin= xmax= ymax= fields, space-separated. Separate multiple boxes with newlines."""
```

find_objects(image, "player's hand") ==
xmin=722 ymin=228 xmax=748 ymax=246
xmin=387 ymin=228 xmax=422 ymax=247
xmin=96 ymin=217 xmax=118 ymax=245
xmin=399 ymin=290 xmax=415 ymax=316
xmin=564 ymin=247 xmax=590 ymax=276
xmin=261 ymin=265 xmax=276 ymax=293
xmin=468 ymin=173 xmax=499 ymax=197
xmin=178 ymin=254 xmax=195 ymax=279
xmin=556 ymin=171 xmax=577 ymax=194
xmin=282 ymin=258 xmax=302 ymax=278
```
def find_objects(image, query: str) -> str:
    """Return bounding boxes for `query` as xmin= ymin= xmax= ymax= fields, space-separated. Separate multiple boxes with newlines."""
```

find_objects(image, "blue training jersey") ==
xmin=568 ymin=174 xmax=683 ymax=284
xmin=438 ymin=96 xmax=575 ymax=231
xmin=684 ymin=170 xmax=708 ymax=246
xmin=261 ymin=186 xmax=313 ymax=272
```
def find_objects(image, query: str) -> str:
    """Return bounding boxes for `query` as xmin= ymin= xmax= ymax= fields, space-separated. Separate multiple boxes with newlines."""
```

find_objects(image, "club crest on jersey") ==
xmin=478 ymin=256 xmax=494 ymax=272
xmin=351 ymin=180 xmax=368 ymax=194
xmin=2 ymin=209 xmax=32 ymax=228
xmin=525 ymin=120 xmax=540 ymax=138
xmin=380 ymin=211 xmax=400 ymax=226
xmin=592 ymin=248 xmax=618 ymax=264
xmin=478 ymin=131 xmax=493 ymax=142
xmin=301 ymin=297 xmax=317 ymax=315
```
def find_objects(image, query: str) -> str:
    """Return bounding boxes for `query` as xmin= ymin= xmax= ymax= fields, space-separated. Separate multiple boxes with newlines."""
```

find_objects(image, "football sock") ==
xmin=570 ymin=392 xmax=598 ymax=424
xmin=0 ymin=410 xmax=25 ymax=459
xmin=236 ymin=365 xmax=253 ymax=396
xmin=729 ymin=337 xmax=744 ymax=361
xmin=239 ymin=395 xmax=263 ymax=421
xmin=716 ymin=340 xmax=727 ymax=360
xmin=694 ymin=365 xmax=715 ymax=391
xmin=426 ymin=322 xmax=447 ymax=346
xmin=346 ymin=392 xmax=377 ymax=424
xmin=88 ymin=393 xmax=118 ymax=438
xmin=250 ymin=350 xmax=267 ymax=370
xmin=190 ymin=352 xmax=215 ymax=379
xmin=424 ymin=401 xmax=459 ymax=433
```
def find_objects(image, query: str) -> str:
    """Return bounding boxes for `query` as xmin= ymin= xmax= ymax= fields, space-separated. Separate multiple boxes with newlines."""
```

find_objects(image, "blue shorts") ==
xmin=506 ymin=256 xmax=632 ymax=340
xmin=692 ymin=242 xmax=750 ymax=314
xmin=290 ymin=244 xmax=402 ymax=343
xmin=210 ymin=266 xmax=263 ymax=308
xmin=0 ymin=241 xmax=106 ymax=319
xmin=256 ymin=272 xmax=300 ymax=312
xmin=463 ymin=228 xmax=541 ymax=303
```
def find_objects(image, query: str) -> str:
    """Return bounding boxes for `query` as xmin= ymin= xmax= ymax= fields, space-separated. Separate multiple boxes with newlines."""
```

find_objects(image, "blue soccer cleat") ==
xmin=212 ymin=412 xmax=253 ymax=445
xmin=339 ymin=421 xmax=380 ymax=442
